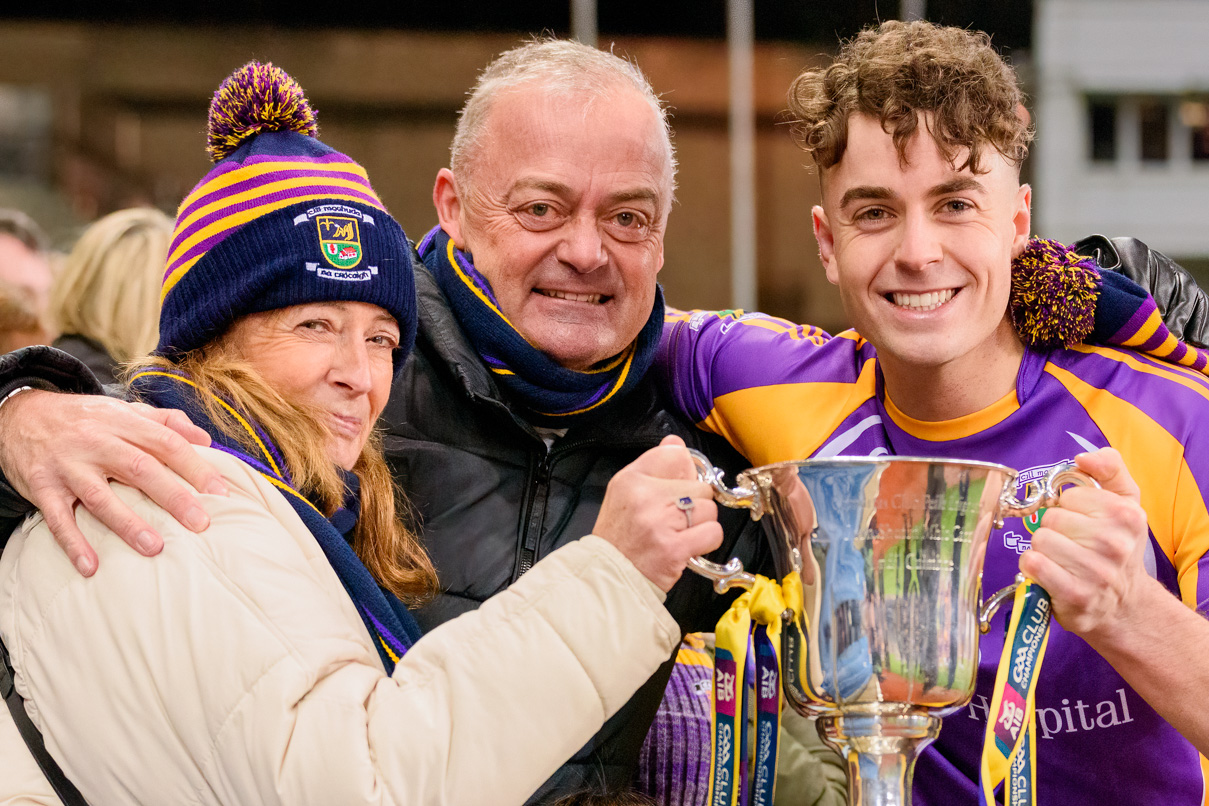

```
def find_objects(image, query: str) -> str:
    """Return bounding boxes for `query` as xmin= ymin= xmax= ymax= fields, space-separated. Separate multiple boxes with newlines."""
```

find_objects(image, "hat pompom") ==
xmin=1009 ymin=237 xmax=1102 ymax=349
xmin=206 ymin=61 xmax=317 ymax=162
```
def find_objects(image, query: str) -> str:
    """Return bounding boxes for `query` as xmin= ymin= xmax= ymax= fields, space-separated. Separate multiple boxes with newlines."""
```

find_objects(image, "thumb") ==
xmin=1073 ymin=448 xmax=1139 ymax=501
xmin=660 ymin=434 xmax=687 ymax=448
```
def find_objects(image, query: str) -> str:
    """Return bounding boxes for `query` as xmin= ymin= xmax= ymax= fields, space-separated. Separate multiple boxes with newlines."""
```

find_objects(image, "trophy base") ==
xmin=817 ymin=712 xmax=941 ymax=806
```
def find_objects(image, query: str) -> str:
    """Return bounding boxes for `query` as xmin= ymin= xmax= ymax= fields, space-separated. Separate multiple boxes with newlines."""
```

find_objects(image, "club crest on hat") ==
xmin=317 ymin=215 xmax=362 ymax=269
xmin=294 ymin=204 xmax=379 ymax=282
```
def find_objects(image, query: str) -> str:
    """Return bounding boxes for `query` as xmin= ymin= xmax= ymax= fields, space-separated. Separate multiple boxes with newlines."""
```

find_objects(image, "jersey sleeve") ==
xmin=657 ymin=308 xmax=880 ymax=465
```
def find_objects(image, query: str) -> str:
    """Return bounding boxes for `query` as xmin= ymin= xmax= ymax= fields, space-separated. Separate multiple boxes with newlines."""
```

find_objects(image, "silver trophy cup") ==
xmin=687 ymin=454 xmax=1093 ymax=806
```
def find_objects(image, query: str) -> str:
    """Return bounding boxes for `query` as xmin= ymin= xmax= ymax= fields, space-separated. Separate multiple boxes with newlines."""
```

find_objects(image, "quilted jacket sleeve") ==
xmin=0 ymin=447 xmax=679 ymax=806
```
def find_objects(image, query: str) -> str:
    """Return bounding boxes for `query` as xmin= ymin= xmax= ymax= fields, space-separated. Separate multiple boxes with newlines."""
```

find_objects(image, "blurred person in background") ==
xmin=0 ymin=277 xmax=50 ymax=352
xmin=48 ymin=207 xmax=173 ymax=385
xmin=0 ymin=208 xmax=54 ymax=322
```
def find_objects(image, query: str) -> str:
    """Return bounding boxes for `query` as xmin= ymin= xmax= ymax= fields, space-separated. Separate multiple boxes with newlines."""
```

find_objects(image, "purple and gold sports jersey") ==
xmin=659 ymin=308 xmax=1209 ymax=805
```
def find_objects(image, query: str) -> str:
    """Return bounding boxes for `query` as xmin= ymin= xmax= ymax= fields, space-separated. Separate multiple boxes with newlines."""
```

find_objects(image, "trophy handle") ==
xmin=685 ymin=449 xmax=763 ymax=594
xmin=979 ymin=573 xmax=1026 ymax=634
xmin=996 ymin=460 xmax=1098 ymax=526
xmin=979 ymin=461 xmax=1101 ymax=634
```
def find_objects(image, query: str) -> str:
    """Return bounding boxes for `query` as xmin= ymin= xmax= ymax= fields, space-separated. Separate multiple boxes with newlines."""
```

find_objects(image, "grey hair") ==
xmin=451 ymin=37 xmax=677 ymax=198
xmin=0 ymin=209 xmax=49 ymax=253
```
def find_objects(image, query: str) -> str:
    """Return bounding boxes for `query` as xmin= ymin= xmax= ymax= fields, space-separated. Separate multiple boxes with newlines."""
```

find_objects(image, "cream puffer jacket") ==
xmin=0 ymin=446 xmax=679 ymax=805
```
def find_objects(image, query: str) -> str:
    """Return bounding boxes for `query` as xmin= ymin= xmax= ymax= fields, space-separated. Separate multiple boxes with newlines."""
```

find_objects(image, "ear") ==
xmin=432 ymin=168 xmax=465 ymax=246
xmin=812 ymin=205 xmax=840 ymax=286
xmin=1010 ymin=183 xmax=1032 ymax=257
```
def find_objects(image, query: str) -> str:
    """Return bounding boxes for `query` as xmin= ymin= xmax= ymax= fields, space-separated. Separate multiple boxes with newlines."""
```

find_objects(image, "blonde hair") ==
xmin=125 ymin=344 xmax=438 ymax=606
xmin=49 ymin=208 xmax=172 ymax=362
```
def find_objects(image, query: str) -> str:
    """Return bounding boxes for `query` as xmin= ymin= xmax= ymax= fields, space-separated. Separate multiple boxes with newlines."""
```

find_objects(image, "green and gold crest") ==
xmin=316 ymin=215 xmax=363 ymax=269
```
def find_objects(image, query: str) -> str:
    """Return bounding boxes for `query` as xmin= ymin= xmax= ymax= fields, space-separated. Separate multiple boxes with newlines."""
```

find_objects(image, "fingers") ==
xmin=680 ymin=521 xmax=725 ymax=559
xmin=593 ymin=456 xmax=725 ymax=591
xmin=631 ymin=436 xmax=696 ymax=481
xmin=111 ymin=405 xmax=228 ymax=499
xmin=1024 ymin=469 xmax=1151 ymax=636
xmin=669 ymin=491 xmax=718 ymax=530
xmin=39 ymin=499 xmax=99 ymax=577
xmin=132 ymin=403 xmax=213 ymax=448
xmin=1042 ymin=486 xmax=1148 ymax=544
xmin=1072 ymin=448 xmax=1139 ymax=501
xmin=0 ymin=391 xmax=229 ymax=577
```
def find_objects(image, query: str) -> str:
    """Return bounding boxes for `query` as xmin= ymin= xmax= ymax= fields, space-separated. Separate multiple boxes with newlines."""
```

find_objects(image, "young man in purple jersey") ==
xmin=660 ymin=20 xmax=1209 ymax=804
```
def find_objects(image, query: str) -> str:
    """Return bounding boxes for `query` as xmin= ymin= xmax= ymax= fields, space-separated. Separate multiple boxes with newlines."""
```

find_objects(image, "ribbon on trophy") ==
xmin=979 ymin=577 xmax=1052 ymax=806
xmin=709 ymin=575 xmax=793 ymax=806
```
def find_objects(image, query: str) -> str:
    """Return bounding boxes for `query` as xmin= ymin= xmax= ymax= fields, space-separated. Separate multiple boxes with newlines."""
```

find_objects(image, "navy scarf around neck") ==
xmin=418 ymin=226 xmax=665 ymax=428
xmin=128 ymin=369 xmax=421 ymax=673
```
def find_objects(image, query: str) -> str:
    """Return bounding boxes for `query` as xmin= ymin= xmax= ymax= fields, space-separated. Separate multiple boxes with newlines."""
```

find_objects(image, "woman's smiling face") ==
xmin=226 ymin=301 xmax=399 ymax=470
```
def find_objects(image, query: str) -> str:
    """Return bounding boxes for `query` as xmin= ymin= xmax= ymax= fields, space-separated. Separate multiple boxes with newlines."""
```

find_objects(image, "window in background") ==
xmin=1180 ymin=99 xmax=1209 ymax=162
xmin=1139 ymin=98 xmax=1169 ymax=162
xmin=1088 ymin=98 xmax=1117 ymax=162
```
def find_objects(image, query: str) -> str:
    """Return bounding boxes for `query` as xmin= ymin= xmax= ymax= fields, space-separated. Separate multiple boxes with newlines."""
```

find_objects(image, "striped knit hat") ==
xmin=157 ymin=62 xmax=416 ymax=364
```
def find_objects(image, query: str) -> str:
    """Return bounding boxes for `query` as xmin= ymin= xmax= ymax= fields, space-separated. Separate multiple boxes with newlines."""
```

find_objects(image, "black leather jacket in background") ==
xmin=383 ymin=263 xmax=767 ymax=803
xmin=1073 ymin=235 xmax=1209 ymax=347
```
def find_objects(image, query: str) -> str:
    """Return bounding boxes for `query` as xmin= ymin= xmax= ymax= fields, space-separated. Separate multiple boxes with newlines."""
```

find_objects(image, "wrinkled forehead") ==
xmin=485 ymin=82 xmax=676 ymax=204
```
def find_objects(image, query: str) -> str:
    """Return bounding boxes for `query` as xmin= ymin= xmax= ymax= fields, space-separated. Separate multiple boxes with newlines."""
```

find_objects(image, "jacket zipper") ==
xmin=513 ymin=434 xmax=667 ymax=579
xmin=516 ymin=451 xmax=552 ymax=577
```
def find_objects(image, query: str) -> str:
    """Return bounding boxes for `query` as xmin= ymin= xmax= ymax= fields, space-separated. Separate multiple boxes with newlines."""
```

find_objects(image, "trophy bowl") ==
xmin=688 ymin=454 xmax=1092 ymax=806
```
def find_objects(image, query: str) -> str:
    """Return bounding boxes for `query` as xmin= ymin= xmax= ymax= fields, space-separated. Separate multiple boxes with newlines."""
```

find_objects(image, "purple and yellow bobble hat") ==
xmin=156 ymin=62 xmax=417 ymax=369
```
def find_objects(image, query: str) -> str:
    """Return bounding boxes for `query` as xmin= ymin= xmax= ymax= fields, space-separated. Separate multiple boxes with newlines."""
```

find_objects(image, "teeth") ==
xmin=891 ymin=289 xmax=955 ymax=311
xmin=539 ymin=289 xmax=604 ymax=304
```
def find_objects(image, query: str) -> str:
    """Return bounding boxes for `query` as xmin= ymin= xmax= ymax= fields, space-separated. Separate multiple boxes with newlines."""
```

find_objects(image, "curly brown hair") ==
xmin=788 ymin=20 xmax=1032 ymax=175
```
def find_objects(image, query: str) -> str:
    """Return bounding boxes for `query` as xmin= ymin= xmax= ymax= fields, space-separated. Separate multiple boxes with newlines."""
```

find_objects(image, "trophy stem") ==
xmin=817 ymin=712 xmax=941 ymax=806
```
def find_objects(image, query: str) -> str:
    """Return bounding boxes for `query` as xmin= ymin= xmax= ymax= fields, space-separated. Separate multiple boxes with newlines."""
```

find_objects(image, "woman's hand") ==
xmin=0 ymin=390 xmax=227 ymax=575
xmin=592 ymin=434 xmax=723 ymax=591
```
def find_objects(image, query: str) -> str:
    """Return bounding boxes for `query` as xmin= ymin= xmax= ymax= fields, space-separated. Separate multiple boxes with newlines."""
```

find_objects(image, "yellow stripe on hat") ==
xmin=176 ymin=158 xmax=371 ymax=214
xmin=1115 ymin=309 xmax=1164 ymax=348
xmin=160 ymin=191 xmax=379 ymax=301
xmin=166 ymin=177 xmax=383 ymax=269
xmin=169 ymin=174 xmax=383 ymax=264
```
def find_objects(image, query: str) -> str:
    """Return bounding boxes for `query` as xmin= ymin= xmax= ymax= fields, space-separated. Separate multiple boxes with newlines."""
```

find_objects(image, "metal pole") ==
xmin=571 ymin=0 xmax=597 ymax=47
xmin=728 ymin=0 xmax=757 ymax=311
xmin=900 ymin=0 xmax=926 ymax=21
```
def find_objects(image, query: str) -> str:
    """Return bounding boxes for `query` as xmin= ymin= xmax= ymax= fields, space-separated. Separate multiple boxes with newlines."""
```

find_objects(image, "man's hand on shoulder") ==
xmin=0 ymin=390 xmax=228 ymax=576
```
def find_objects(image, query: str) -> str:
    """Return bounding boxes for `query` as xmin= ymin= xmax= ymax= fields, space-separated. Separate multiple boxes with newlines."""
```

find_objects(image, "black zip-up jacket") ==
xmin=386 ymin=262 xmax=767 ymax=803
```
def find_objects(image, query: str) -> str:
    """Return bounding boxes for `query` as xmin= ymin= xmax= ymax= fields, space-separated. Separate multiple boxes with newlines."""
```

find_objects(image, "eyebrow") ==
xmin=838 ymin=185 xmax=896 ymax=210
xmin=837 ymin=177 xmax=988 ymax=210
xmin=510 ymin=179 xmax=662 ymax=208
xmin=928 ymin=177 xmax=986 ymax=197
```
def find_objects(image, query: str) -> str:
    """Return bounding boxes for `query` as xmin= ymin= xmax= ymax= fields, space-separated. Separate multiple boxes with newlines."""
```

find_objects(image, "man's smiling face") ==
xmin=436 ymin=82 xmax=672 ymax=371
xmin=812 ymin=113 xmax=1032 ymax=384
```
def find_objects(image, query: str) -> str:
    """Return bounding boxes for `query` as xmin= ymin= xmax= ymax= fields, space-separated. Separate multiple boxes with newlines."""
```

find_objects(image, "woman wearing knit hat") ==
xmin=0 ymin=63 xmax=722 ymax=805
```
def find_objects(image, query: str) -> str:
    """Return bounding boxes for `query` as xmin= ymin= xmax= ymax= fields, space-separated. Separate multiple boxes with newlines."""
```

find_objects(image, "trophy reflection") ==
xmin=687 ymin=455 xmax=1091 ymax=806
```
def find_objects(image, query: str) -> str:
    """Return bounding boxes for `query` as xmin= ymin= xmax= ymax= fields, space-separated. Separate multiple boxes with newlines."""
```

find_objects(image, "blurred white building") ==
xmin=1033 ymin=0 xmax=1209 ymax=267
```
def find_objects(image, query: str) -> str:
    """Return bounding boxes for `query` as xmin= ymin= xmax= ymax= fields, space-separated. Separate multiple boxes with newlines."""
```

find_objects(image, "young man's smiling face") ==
xmin=812 ymin=113 xmax=1032 ymax=413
